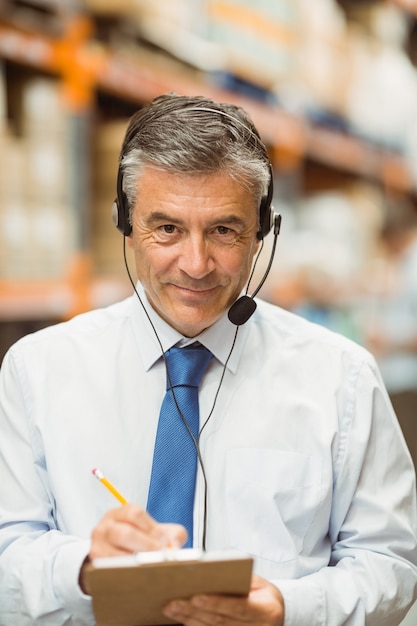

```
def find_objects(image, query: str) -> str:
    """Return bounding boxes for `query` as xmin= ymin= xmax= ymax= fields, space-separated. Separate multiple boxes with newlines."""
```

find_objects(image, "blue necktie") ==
xmin=146 ymin=344 xmax=213 ymax=547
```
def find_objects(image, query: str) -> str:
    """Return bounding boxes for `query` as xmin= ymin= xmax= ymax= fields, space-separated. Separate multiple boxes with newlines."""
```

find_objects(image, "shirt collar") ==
xmin=128 ymin=282 xmax=249 ymax=374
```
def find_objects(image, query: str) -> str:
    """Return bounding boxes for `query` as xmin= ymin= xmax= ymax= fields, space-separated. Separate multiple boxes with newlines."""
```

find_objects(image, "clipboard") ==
xmin=84 ymin=549 xmax=253 ymax=626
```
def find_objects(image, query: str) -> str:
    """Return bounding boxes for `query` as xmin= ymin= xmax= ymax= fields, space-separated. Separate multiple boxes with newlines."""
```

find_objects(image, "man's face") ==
xmin=128 ymin=165 xmax=260 ymax=337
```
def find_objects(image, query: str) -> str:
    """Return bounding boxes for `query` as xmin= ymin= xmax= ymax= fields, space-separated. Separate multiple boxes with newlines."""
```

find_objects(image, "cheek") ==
xmin=136 ymin=246 xmax=174 ymax=279
xmin=227 ymin=245 xmax=257 ymax=277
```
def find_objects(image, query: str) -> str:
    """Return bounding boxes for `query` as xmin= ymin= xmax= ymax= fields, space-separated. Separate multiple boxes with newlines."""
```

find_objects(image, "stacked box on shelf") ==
xmin=133 ymin=0 xmax=205 ymax=36
xmin=0 ymin=61 xmax=5 ymax=131
xmin=294 ymin=0 xmax=349 ymax=116
xmin=83 ymin=0 xmax=141 ymax=16
xmin=3 ymin=0 xmax=76 ymax=9
xmin=0 ymin=133 xmax=27 ymax=279
xmin=91 ymin=119 xmax=134 ymax=277
xmin=2 ymin=0 xmax=79 ymax=36
xmin=23 ymin=77 xmax=75 ymax=279
xmin=133 ymin=0 xmax=298 ymax=91
xmin=343 ymin=5 xmax=417 ymax=147
xmin=0 ymin=63 xmax=23 ymax=279
xmin=1 ymin=76 xmax=76 ymax=279
xmin=205 ymin=0 xmax=299 ymax=92
xmin=131 ymin=0 xmax=213 ymax=71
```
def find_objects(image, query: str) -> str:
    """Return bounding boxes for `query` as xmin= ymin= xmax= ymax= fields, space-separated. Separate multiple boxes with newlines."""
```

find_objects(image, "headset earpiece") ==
xmin=257 ymin=163 xmax=274 ymax=240
xmin=113 ymin=166 xmax=132 ymax=236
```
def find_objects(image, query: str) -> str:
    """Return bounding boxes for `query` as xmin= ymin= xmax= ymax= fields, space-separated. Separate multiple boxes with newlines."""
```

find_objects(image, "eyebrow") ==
xmin=146 ymin=211 xmax=247 ymax=229
xmin=146 ymin=211 xmax=182 ymax=225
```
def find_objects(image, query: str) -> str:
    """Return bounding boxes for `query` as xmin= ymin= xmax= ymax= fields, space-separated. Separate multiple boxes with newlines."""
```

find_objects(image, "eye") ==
xmin=212 ymin=225 xmax=239 ymax=243
xmin=216 ymin=225 xmax=232 ymax=235
xmin=153 ymin=223 xmax=181 ymax=243
xmin=160 ymin=224 xmax=177 ymax=234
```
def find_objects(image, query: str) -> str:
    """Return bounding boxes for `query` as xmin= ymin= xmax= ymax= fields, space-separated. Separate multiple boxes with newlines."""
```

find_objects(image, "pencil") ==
xmin=92 ymin=468 xmax=128 ymax=505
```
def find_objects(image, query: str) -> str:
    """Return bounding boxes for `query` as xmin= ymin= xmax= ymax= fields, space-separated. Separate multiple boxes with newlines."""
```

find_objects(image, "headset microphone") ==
xmin=228 ymin=213 xmax=282 ymax=326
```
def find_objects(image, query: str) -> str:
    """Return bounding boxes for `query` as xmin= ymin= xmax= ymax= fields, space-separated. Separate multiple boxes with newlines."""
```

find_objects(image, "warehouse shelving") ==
xmin=0 ymin=9 xmax=415 ymax=326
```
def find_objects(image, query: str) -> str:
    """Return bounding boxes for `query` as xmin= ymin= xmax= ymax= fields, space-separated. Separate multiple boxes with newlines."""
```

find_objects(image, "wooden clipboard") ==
xmin=84 ymin=550 xmax=253 ymax=626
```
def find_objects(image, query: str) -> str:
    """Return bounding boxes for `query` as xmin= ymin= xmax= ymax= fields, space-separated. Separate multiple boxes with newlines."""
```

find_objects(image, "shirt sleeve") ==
xmin=275 ymin=356 xmax=417 ymax=626
xmin=0 ymin=348 xmax=95 ymax=626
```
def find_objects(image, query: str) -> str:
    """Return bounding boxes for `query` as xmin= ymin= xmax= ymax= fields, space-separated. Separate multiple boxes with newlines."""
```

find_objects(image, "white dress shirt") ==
xmin=0 ymin=284 xmax=416 ymax=625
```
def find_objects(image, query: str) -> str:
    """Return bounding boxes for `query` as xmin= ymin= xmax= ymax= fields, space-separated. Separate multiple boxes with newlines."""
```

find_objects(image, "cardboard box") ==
xmin=206 ymin=0 xmax=299 ymax=88
xmin=84 ymin=0 xmax=139 ymax=16
xmin=91 ymin=119 xmax=130 ymax=276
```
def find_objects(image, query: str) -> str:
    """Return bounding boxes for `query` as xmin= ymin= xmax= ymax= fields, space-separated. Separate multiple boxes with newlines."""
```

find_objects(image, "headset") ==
xmin=111 ymin=98 xmax=281 ymax=548
xmin=111 ymin=101 xmax=275 ymax=242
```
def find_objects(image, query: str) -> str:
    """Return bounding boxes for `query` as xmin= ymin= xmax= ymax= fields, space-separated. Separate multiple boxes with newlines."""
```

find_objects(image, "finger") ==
xmin=90 ymin=507 xmax=190 ymax=559
xmin=191 ymin=594 xmax=250 ymax=621
xmin=101 ymin=520 xmax=162 ymax=553
xmin=90 ymin=505 xmax=163 ymax=558
xmin=164 ymin=594 xmax=246 ymax=626
xmin=159 ymin=523 xmax=188 ymax=549
xmin=111 ymin=504 xmax=160 ymax=534
xmin=187 ymin=577 xmax=284 ymax=625
xmin=113 ymin=508 xmax=189 ymax=549
xmin=163 ymin=599 xmax=212 ymax=626
xmin=90 ymin=523 xmax=162 ymax=559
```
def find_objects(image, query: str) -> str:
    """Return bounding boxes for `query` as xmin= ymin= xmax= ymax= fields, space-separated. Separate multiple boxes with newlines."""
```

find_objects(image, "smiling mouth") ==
xmin=169 ymin=283 xmax=221 ymax=299
xmin=176 ymin=284 xmax=217 ymax=294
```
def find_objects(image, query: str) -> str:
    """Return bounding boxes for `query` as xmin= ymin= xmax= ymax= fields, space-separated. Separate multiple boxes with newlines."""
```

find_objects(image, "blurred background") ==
xmin=1 ymin=1 xmax=417 ymax=419
xmin=1 ymin=1 xmax=417 ymax=622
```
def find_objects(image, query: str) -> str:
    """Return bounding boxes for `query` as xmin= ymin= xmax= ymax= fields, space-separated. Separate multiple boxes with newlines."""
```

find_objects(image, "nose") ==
xmin=177 ymin=234 xmax=215 ymax=279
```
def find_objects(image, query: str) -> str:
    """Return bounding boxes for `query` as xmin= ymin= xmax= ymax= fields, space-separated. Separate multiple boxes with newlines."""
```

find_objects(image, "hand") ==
xmin=163 ymin=574 xmax=285 ymax=626
xmin=79 ymin=504 xmax=187 ymax=593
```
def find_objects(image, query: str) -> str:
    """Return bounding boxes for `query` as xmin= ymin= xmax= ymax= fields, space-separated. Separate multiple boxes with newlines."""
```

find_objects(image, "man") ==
xmin=0 ymin=93 xmax=416 ymax=625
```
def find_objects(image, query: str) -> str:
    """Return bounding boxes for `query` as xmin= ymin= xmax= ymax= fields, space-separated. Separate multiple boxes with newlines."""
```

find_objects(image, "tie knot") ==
xmin=165 ymin=345 xmax=213 ymax=390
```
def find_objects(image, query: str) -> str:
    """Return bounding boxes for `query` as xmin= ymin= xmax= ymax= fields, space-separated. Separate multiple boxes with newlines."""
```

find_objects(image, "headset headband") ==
xmin=112 ymin=102 xmax=274 ymax=240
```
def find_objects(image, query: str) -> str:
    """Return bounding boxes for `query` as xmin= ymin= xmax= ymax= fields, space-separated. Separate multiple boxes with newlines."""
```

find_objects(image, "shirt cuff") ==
xmin=53 ymin=539 xmax=95 ymax=624
xmin=274 ymin=577 xmax=325 ymax=626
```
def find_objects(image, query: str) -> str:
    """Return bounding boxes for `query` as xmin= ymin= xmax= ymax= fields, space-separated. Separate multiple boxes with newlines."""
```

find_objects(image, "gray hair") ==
xmin=119 ymin=94 xmax=271 ymax=222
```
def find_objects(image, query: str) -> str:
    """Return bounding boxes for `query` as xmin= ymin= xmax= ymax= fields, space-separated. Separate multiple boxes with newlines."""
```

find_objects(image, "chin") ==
xmin=170 ymin=310 xmax=220 ymax=337
xmin=175 ymin=321 xmax=211 ymax=337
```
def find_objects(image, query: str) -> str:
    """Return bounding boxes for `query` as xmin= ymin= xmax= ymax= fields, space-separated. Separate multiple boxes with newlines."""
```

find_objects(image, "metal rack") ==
xmin=0 ymin=10 xmax=414 ymax=321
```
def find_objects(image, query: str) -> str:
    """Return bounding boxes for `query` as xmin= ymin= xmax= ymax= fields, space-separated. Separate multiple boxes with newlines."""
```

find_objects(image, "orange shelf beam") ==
xmin=0 ymin=14 xmax=415 ymax=321
xmin=0 ymin=17 xmax=414 ymax=191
